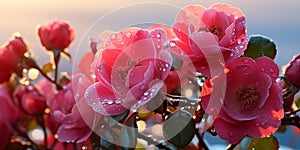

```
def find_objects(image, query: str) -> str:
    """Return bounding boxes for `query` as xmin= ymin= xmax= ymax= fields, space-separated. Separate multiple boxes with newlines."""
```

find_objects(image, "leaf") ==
xmin=42 ymin=62 xmax=53 ymax=73
xmin=247 ymin=135 xmax=279 ymax=150
xmin=163 ymin=110 xmax=195 ymax=148
xmin=100 ymin=130 xmax=116 ymax=150
xmin=244 ymin=35 xmax=277 ymax=59
xmin=108 ymin=109 xmax=129 ymax=127
xmin=171 ymin=53 xmax=183 ymax=71
xmin=119 ymin=113 xmax=137 ymax=149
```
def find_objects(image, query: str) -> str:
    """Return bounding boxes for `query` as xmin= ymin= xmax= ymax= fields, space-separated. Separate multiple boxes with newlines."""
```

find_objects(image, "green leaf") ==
xmin=99 ymin=130 xmax=116 ymax=150
xmin=171 ymin=53 xmax=183 ymax=71
xmin=108 ymin=109 xmax=129 ymax=127
xmin=247 ymin=135 xmax=279 ymax=150
xmin=244 ymin=35 xmax=277 ymax=59
xmin=42 ymin=62 xmax=53 ymax=73
xmin=163 ymin=110 xmax=195 ymax=148
xmin=119 ymin=113 xmax=137 ymax=149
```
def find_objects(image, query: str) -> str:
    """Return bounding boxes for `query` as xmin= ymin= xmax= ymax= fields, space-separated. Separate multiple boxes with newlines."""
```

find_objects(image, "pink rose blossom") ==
xmin=0 ymin=85 xmax=20 ymax=150
xmin=170 ymin=4 xmax=249 ymax=76
xmin=285 ymin=54 xmax=300 ymax=88
xmin=38 ymin=19 xmax=75 ymax=51
xmin=201 ymin=57 xmax=284 ymax=144
xmin=0 ymin=35 xmax=27 ymax=83
xmin=14 ymin=85 xmax=47 ymax=115
xmin=48 ymin=74 xmax=94 ymax=143
xmin=85 ymin=28 xmax=172 ymax=116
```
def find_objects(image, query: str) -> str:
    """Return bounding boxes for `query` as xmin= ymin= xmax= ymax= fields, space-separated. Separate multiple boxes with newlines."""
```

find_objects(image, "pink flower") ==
xmin=85 ymin=28 xmax=172 ymax=116
xmin=38 ymin=19 xmax=75 ymax=51
xmin=285 ymin=54 xmax=300 ymax=88
xmin=170 ymin=4 xmax=249 ymax=76
xmin=201 ymin=57 xmax=284 ymax=144
xmin=48 ymin=74 xmax=94 ymax=143
xmin=7 ymin=35 xmax=27 ymax=57
xmin=14 ymin=85 xmax=47 ymax=115
xmin=0 ymin=35 xmax=27 ymax=83
xmin=0 ymin=85 xmax=19 ymax=150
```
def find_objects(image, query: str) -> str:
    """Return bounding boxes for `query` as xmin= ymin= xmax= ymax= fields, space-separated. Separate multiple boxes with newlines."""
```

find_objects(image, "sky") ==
xmin=0 ymin=0 xmax=300 ymax=71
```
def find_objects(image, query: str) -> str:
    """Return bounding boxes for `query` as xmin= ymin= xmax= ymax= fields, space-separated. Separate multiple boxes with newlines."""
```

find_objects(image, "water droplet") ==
xmin=156 ymin=33 xmax=161 ymax=38
xmin=111 ymin=34 xmax=116 ymax=40
xmin=237 ymin=40 xmax=242 ymax=44
xmin=243 ymin=59 xmax=249 ymax=63
xmin=130 ymin=73 xmax=134 ymax=77
xmin=169 ymin=41 xmax=176 ymax=47
xmin=157 ymin=45 xmax=161 ymax=49
xmin=239 ymin=45 xmax=244 ymax=49
xmin=115 ymin=99 xmax=122 ymax=104
xmin=151 ymin=89 xmax=156 ymax=92
xmin=107 ymin=100 xmax=113 ymax=105
xmin=230 ymin=53 xmax=234 ymax=57
xmin=120 ymin=41 xmax=124 ymax=45
xmin=144 ymin=92 xmax=149 ymax=96
xmin=143 ymin=97 xmax=147 ymax=100
xmin=159 ymin=67 xmax=162 ymax=71
xmin=165 ymin=64 xmax=169 ymax=67
xmin=125 ymin=32 xmax=131 ymax=38
xmin=162 ymin=68 xmax=166 ymax=72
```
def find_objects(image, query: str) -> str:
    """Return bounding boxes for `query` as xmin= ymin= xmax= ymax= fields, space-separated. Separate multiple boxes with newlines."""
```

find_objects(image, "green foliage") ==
xmin=244 ymin=35 xmax=277 ymax=59
xmin=247 ymin=135 xmax=279 ymax=150
xmin=163 ymin=110 xmax=195 ymax=148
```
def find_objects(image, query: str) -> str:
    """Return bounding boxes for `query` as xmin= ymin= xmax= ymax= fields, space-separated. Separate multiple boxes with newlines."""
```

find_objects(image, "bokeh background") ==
xmin=1 ymin=0 xmax=299 ymax=149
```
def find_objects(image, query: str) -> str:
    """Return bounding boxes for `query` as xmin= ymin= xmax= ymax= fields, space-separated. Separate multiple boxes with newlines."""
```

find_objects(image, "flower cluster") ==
xmin=0 ymin=3 xmax=299 ymax=150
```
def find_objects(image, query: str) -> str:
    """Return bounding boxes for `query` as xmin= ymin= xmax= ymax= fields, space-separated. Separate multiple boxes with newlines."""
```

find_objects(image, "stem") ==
xmin=36 ymin=67 xmax=63 ymax=90
xmin=40 ymin=116 xmax=48 ymax=150
xmin=196 ymin=132 xmax=209 ymax=150
xmin=52 ymin=50 xmax=61 ymax=89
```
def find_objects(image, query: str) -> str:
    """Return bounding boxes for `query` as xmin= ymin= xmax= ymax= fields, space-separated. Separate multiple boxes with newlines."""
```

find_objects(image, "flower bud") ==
xmin=38 ymin=19 xmax=74 ymax=51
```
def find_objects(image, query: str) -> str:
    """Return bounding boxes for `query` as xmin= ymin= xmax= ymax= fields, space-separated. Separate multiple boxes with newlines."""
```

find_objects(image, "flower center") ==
xmin=236 ymin=86 xmax=260 ymax=111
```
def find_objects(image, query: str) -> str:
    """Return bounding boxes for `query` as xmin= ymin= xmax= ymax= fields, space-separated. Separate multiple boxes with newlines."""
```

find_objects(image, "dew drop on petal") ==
xmin=111 ymin=34 xmax=116 ymax=40
xmin=115 ymin=99 xmax=122 ymax=104
xmin=165 ymin=63 xmax=169 ymax=67
xmin=144 ymin=92 xmax=149 ymax=96
xmin=162 ymin=68 xmax=166 ymax=72
xmin=125 ymin=32 xmax=131 ymax=38
xmin=156 ymin=33 xmax=161 ymax=38
xmin=169 ymin=41 xmax=176 ymax=47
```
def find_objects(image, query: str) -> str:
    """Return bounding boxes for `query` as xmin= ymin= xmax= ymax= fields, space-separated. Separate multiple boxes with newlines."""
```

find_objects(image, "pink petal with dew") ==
xmin=255 ymin=57 xmax=279 ymax=81
xmin=57 ymin=125 xmax=92 ymax=143
xmin=175 ymin=5 xmax=206 ymax=31
xmin=247 ymin=84 xmax=283 ymax=138
xmin=62 ymin=99 xmax=94 ymax=129
xmin=224 ymin=73 xmax=272 ymax=121
xmin=85 ymin=82 xmax=127 ymax=116
xmin=210 ymin=3 xmax=244 ymax=19
xmin=214 ymin=117 xmax=246 ymax=144
xmin=173 ymin=22 xmax=190 ymax=44
xmin=149 ymin=28 xmax=167 ymax=52
xmin=104 ymin=28 xmax=140 ymax=50
xmin=72 ymin=73 xmax=92 ymax=100
xmin=130 ymin=81 xmax=164 ymax=111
